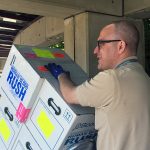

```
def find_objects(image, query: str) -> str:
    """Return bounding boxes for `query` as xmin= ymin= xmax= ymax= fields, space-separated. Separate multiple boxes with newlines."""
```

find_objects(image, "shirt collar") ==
xmin=114 ymin=56 xmax=138 ymax=69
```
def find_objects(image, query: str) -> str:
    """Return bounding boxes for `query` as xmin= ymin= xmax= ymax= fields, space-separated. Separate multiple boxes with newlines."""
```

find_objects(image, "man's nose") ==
xmin=94 ymin=46 xmax=99 ymax=54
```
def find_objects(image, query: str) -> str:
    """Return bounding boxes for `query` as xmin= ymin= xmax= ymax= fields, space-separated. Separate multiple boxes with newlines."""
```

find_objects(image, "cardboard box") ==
xmin=0 ymin=95 xmax=22 ymax=150
xmin=0 ymin=45 xmax=44 ymax=122
xmin=26 ymin=80 xmax=96 ymax=150
xmin=12 ymin=125 xmax=41 ymax=150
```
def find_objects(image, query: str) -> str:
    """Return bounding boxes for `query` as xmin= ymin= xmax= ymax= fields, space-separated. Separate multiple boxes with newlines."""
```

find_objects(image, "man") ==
xmin=48 ymin=20 xmax=150 ymax=150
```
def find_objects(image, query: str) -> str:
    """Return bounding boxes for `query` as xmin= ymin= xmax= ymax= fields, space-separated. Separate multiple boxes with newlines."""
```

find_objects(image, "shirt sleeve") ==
xmin=75 ymin=70 xmax=116 ymax=108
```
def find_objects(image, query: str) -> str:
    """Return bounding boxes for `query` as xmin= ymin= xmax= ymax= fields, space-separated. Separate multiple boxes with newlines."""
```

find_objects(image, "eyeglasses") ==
xmin=97 ymin=39 xmax=121 ymax=49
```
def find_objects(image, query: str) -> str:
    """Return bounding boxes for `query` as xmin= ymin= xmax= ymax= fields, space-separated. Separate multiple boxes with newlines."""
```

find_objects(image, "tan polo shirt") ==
xmin=76 ymin=57 xmax=150 ymax=150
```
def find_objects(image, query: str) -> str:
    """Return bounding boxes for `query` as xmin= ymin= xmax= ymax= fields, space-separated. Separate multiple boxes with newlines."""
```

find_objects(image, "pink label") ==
xmin=16 ymin=102 xmax=31 ymax=123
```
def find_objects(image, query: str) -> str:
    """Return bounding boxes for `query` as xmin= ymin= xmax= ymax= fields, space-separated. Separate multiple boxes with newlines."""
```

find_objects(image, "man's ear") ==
xmin=117 ymin=40 xmax=126 ymax=54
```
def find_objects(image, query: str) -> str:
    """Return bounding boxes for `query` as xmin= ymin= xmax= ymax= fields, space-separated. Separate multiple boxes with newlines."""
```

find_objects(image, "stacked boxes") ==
xmin=0 ymin=45 xmax=96 ymax=150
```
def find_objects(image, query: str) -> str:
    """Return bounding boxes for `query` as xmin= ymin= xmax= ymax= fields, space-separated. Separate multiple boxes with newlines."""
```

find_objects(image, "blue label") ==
xmin=7 ymin=65 xmax=28 ymax=101
xmin=64 ymin=130 xmax=97 ymax=146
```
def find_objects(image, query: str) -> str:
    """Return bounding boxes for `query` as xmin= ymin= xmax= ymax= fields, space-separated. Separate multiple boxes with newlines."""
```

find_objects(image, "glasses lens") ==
xmin=97 ymin=40 xmax=105 ymax=48
xmin=97 ymin=40 xmax=121 ymax=48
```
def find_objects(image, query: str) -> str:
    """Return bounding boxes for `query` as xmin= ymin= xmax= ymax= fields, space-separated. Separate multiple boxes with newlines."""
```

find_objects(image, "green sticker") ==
xmin=33 ymin=48 xmax=55 ymax=59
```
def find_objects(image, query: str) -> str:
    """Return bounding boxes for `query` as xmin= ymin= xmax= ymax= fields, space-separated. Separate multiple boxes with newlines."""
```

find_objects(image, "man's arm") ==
xmin=58 ymin=73 xmax=79 ymax=104
xmin=46 ymin=63 xmax=80 ymax=104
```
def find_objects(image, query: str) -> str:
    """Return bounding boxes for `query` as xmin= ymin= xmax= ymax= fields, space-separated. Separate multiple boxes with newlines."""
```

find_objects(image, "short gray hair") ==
xmin=112 ymin=20 xmax=139 ymax=53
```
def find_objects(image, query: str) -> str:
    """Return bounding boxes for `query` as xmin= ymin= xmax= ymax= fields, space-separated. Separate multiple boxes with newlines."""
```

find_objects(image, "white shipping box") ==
xmin=26 ymin=80 xmax=96 ymax=150
xmin=0 ymin=45 xmax=44 ymax=122
xmin=0 ymin=95 xmax=22 ymax=150
xmin=0 ymin=44 xmax=97 ymax=149
xmin=12 ymin=125 xmax=41 ymax=150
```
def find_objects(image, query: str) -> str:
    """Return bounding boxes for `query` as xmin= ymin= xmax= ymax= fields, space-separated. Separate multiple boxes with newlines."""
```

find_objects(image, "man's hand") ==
xmin=46 ymin=63 xmax=65 ymax=79
xmin=46 ymin=63 xmax=79 ymax=104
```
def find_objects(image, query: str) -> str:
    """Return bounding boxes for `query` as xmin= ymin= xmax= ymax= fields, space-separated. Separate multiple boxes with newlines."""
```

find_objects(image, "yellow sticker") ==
xmin=0 ymin=118 xmax=11 ymax=142
xmin=32 ymin=48 xmax=55 ymax=59
xmin=37 ymin=110 xmax=55 ymax=139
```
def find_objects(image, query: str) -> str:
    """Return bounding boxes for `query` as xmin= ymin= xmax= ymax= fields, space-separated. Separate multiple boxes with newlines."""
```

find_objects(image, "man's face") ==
xmin=94 ymin=24 xmax=120 ymax=71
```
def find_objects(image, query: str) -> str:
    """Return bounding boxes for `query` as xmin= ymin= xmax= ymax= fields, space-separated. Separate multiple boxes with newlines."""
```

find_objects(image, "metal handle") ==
xmin=26 ymin=141 xmax=33 ymax=150
xmin=48 ymin=98 xmax=61 ymax=115
xmin=4 ymin=107 xmax=13 ymax=121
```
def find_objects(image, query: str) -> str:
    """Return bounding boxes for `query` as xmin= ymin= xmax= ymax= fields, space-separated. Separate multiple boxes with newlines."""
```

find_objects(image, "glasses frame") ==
xmin=97 ymin=39 xmax=121 ymax=49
